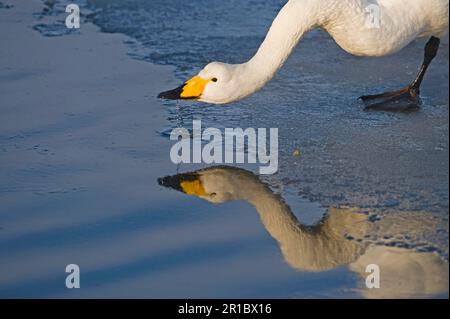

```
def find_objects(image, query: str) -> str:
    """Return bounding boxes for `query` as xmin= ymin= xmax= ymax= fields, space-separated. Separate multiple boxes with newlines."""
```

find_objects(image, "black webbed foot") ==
xmin=360 ymin=86 xmax=421 ymax=112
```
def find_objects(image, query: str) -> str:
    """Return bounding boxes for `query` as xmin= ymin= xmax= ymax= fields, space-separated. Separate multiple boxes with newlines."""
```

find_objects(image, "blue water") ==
xmin=85 ymin=0 xmax=449 ymax=214
xmin=0 ymin=0 xmax=448 ymax=298
xmin=88 ymin=0 xmax=285 ymax=76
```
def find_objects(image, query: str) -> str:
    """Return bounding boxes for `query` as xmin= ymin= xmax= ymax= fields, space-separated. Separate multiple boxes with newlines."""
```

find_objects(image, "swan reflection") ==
xmin=158 ymin=166 xmax=448 ymax=299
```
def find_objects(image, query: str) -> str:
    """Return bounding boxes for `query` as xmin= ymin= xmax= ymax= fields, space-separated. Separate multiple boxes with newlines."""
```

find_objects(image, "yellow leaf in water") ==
xmin=293 ymin=149 xmax=301 ymax=157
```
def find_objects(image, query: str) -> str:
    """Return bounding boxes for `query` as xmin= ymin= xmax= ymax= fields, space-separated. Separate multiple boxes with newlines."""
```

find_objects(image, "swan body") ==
xmin=325 ymin=0 xmax=448 ymax=56
xmin=158 ymin=0 xmax=449 ymax=105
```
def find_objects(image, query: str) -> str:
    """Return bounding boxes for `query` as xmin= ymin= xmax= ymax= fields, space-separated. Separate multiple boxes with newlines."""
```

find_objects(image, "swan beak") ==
xmin=158 ymin=173 xmax=207 ymax=196
xmin=157 ymin=84 xmax=185 ymax=100
xmin=158 ymin=76 xmax=209 ymax=100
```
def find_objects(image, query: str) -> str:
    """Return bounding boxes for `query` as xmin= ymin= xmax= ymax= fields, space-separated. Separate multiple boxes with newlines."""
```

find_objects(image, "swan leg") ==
xmin=360 ymin=37 xmax=441 ymax=111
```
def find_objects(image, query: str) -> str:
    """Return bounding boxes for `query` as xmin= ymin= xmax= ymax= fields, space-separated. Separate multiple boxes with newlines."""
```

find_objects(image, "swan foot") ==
xmin=359 ymin=37 xmax=440 ymax=112
xmin=359 ymin=87 xmax=421 ymax=112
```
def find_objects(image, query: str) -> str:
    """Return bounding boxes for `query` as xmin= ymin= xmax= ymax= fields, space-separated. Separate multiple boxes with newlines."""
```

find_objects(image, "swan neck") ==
xmin=244 ymin=184 xmax=307 ymax=243
xmin=246 ymin=0 xmax=324 ymax=81
xmin=240 ymin=180 xmax=366 ymax=272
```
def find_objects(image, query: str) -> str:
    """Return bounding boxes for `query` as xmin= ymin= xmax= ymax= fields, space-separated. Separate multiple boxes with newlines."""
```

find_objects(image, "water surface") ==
xmin=0 ymin=0 xmax=448 ymax=298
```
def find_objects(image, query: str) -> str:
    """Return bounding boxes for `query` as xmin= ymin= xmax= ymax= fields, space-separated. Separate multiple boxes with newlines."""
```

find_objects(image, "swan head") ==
xmin=158 ymin=62 xmax=249 ymax=104
xmin=158 ymin=167 xmax=260 ymax=204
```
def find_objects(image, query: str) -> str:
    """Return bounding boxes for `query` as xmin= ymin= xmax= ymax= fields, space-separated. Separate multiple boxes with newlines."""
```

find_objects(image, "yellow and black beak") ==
xmin=158 ymin=173 xmax=207 ymax=197
xmin=158 ymin=76 xmax=210 ymax=100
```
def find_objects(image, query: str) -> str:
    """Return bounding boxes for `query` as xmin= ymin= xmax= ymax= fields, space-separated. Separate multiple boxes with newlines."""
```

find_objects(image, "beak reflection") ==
xmin=159 ymin=173 xmax=207 ymax=197
xmin=158 ymin=173 xmax=199 ymax=192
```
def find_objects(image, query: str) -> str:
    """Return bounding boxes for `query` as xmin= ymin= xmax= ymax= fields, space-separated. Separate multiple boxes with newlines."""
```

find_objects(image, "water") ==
xmin=85 ymin=0 xmax=449 ymax=214
xmin=87 ymin=0 xmax=449 ymax=251
xmin=0 ymin=0 xmax=448 ymax=298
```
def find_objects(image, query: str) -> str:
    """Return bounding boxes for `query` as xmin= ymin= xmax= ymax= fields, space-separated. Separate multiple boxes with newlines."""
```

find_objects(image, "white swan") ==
xmin=158 ymin=0 xmax=449 ymax=109
xmin=158 ymin=166 xmax=449 ymax=298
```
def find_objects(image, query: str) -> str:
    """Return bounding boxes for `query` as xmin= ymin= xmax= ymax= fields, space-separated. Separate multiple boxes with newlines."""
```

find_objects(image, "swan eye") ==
xmin=211 ymin=78 xmax=218 ymax=83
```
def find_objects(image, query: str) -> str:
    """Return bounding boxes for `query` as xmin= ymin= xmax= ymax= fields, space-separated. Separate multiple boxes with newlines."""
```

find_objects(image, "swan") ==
xmin=158 ymin=0 xmax=449 ymax=109
xmin=158 ymin=166 xmax=449 ymax=298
